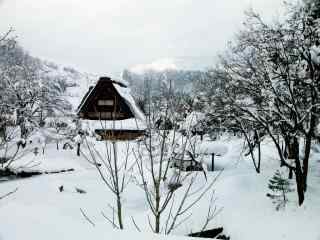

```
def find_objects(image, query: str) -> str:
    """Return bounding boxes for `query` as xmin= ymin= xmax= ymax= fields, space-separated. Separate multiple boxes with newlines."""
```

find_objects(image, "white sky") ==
xmin=0 ymin=0 xmax=284 ymax=75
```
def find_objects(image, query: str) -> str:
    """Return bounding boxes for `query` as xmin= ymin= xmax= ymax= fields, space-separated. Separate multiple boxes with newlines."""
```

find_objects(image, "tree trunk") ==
xmin=211 ymin=153 xmax=215 ymax=171
xmin=294 ymin=163 xmax=305 ymax=205
xmin=155 ymin=213 xmax=160 ymax=233
xmin=155 ymin=184 xmax=161 ymax=233
xmin=0 ymin=124 xmax=6 ymax=141
xmin=77 ymin=143 xmax=80 ymax=156
xmin=282 ymin=135 xmax=294 ymax=179
xmin=112 ymin=141 xmax=124 ymax=229
xmin=286 ymin=135 xmax=296 ymax=160
xmin=256 ymin=130 xmax=261 ymax=172
xmin=242 ymin=129 xmax=260 ymax=173
xmin=288 ymin=168 xmax=293 ymax=179
xmin=17 ymin=109 xmax=28 ymax=139
xmin=117 ymin=194 xmax=124 ymax=229
xmin=292 ymin=137 xmax=305 ymax=205
xmin=20 ymin=120 xmax=27 ymax=139
xmin=302 ymin=134 xmax=312 ymax=192
xmin=302 ymin=110 xmax=316 ymax=192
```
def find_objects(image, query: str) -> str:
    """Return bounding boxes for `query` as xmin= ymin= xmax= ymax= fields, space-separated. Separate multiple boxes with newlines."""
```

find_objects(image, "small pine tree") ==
xmin=266 ymin=170 xmax=293 ymax=210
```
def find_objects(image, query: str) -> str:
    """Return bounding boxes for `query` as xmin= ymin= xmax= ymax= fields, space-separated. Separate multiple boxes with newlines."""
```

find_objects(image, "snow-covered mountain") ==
xmin=122 ymin=56 xmax=215 ymax=96
xmin=129 ymin=56 xmax=216 ymax=74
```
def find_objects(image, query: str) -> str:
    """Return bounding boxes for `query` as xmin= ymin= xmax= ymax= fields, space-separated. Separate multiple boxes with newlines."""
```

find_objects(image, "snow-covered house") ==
xmin=77 ymin=77 xmax=146 ymax=140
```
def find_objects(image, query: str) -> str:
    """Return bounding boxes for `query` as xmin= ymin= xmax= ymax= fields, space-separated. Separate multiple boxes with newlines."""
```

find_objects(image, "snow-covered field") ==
xmin=0 ymin=136 xmax=320 ymax=240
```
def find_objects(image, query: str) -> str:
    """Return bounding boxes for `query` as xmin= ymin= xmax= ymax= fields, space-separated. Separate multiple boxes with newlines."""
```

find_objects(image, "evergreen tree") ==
xmin=267 ymin=170 xmax=293 ymax=210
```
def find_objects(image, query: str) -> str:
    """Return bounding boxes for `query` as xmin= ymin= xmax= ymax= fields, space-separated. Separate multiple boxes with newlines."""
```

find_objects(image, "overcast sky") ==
xmin=0 ymin=0 xmax=284 ymax=76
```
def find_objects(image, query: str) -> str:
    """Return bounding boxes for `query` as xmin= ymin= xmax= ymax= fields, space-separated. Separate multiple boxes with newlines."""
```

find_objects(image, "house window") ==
xmin=100 ymin=112 xmax=112 ymax=118
xmin=87 ymin=112 xmax=126 ymax=119
xmin=87 ymin=112 xmax=112 ymax=118
xmin=98 ymin=99 xmax=114 ymax=106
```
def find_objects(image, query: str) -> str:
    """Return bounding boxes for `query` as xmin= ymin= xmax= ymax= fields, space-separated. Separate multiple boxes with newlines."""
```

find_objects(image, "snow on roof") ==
xmin=197 ymin=141 xmax=228 ymax=155
xmin=113 ymin=82 xmax=145 ymax=121
xmin=81 ymin=119 xmax=146 ymax=132
xmin=76 ymin=86 xmax=95 ymax=114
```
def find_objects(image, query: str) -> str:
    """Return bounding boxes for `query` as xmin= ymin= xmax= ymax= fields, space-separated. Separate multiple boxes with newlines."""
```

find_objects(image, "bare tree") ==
xmin=81 ymin=124 xmax=134 ymax=230
xmin=133 ymin=76 xmax=220 ymax=234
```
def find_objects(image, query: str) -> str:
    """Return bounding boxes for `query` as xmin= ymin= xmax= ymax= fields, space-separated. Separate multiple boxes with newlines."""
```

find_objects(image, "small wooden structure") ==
xmin=171 ymin=152 xmax=203 ymax=172
xmin=77 ymin=77 xmax=145 ymax=141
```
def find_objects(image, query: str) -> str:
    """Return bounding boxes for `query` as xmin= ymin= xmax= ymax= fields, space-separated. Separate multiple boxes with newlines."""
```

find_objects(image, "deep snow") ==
xmin=0 ymin=135 xmax=320 ymax=240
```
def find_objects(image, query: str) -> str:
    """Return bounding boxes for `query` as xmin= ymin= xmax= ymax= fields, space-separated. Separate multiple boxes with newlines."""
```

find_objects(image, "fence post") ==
xmin=211 ymin=153 xmax=215 ymax=171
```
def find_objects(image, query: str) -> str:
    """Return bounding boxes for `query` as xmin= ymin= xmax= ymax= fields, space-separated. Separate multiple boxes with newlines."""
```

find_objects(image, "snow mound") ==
xmin=197 ymin=141 xmax=228 ymax=156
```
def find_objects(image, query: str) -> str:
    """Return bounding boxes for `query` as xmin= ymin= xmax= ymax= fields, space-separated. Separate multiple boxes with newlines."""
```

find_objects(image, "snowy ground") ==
xmin=0 ymin=135 xmax=320 ymax=240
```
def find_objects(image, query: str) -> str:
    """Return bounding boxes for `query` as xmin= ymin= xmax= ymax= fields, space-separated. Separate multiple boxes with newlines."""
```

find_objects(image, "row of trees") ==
xmin=194 ymin=0 xmax=320 ymax=205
